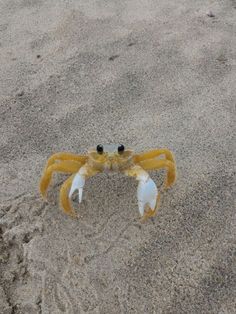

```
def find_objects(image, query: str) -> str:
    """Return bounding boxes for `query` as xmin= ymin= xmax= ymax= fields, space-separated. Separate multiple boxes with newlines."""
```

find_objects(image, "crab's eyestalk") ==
xmin=118 ymin=144 xmax=125 ymax=154
xmin=96 ymin=144 xmax=104 ymax=154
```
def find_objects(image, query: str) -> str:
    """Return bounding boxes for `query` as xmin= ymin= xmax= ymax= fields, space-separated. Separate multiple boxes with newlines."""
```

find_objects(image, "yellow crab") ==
xmin=39 ymin=144 xmax=176 ymax=220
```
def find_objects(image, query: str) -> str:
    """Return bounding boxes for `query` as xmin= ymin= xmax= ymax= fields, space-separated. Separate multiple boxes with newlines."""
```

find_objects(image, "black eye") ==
xmin=96 ymin=144 xmax=104 ymax=154
xmin=118 ymin=144 xmax=125 ymax=153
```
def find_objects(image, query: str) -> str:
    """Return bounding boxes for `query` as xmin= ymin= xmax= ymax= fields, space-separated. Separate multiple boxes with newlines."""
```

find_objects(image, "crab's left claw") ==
xmin=124 ymin=166 xmax=159 ymax=219
xmin=137 ymin=177 xmax=158 ymax=216
xmin=69 ymin=172 xmax=85 ymax=203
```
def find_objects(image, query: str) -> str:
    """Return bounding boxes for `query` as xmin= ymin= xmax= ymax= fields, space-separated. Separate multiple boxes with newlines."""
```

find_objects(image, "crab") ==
xmin=39 ymin=144 xmax=176 ymax=221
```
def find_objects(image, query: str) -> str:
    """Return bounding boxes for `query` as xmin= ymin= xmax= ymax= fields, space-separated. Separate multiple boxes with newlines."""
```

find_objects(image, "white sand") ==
xmin=0 ymin=0 xmax=235 ymax=313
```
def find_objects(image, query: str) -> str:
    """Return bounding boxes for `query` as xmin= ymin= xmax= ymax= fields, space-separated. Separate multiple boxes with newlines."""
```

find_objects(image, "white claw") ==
xmin=137 ymin=177 xmax=158 ymax=216
xmin=78 ymin=188 xmax=83 ymax=203
xmin=69 ymin=173 xmax=85 ymax=203
xmin=138 ymin=201 xmax=145 ymax=216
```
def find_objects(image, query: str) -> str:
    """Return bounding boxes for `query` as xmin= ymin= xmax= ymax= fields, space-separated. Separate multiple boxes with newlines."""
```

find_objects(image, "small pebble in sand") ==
xmin=109 ymin=55 xmax=119 ymax=61
xmin=207 ymin=11 xmax=215 ymax=17
xmin=16 ymin=90 xmax=24 ymax=97
xmin=36 ymin=54 xmax=41 ymax=59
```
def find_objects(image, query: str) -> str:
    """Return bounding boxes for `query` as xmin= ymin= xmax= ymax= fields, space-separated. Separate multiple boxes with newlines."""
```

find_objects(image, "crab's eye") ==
xmin=118 ymin=144 xmax=125 ymax=153
xmin=96 ymin=144 xmax=104 ymax=154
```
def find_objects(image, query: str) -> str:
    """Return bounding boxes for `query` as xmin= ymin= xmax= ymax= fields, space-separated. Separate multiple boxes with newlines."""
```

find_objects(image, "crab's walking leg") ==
xmin=40 ymin=160 xmax=83 ymax=198
xmin=135 ymin=148 xmax=175 ymax=164
xmin=124 ymin=165 xmax=158 ymax=218
xmin=60 ymin=174 xmax=76 ymax=217
xmin=69 ymin=164 xmax=100 ymax=203
xmin=44 ymin=152 xmax=87 ymax=168
xmin=139 ymin=159 xmax=176 ymax=188
xmin=135 ymin=148 xmax=176 ymax=188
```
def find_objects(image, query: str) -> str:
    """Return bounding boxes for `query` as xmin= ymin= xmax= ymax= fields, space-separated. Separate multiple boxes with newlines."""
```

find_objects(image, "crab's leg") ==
xmin=138 ymin=159 xmax=176 ymax=188
xmin=40 ymin=160 xmax=83 ymax=198
xmin=44 ymin=152 xmax=87 ymax=168
xmin=124 ymin=165 xmax=158 ymax=218
xmin=69 ymin=164 xmax=100 ymax=204
xmin=134 ymin=148 xmax=175 ymax=164
xmin=60 ymin=174 xmax=76 ymax=216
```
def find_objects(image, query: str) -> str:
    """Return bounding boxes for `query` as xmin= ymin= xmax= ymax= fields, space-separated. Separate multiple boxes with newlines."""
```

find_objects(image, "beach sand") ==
xmin=0 ymin=0 xmax=235 ymax=313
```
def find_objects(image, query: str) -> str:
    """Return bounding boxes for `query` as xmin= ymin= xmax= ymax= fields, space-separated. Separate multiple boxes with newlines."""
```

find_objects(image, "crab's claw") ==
xmin=68 ymin=165 xmax=99 ymax=206
xmin=69 ymin=173 xmax=85 ymax=203
xmin=137 ymin=177 xmax=158 ymax=216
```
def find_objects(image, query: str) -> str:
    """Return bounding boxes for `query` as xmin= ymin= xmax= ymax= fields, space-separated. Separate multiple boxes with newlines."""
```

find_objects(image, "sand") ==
xmin=0 ymin=0 xmax=235 ymax=313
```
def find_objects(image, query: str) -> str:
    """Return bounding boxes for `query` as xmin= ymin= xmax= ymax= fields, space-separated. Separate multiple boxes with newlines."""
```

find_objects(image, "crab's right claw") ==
xmin=69 ymin=173 xmax=85 ymax=203
xmin=137 ymin=177 xmax=158 ymax=217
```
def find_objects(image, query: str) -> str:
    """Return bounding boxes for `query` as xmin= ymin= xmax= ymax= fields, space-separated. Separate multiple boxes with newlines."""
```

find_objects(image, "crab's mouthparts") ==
xmin=104 ymin=161 xmax=119 ymax=172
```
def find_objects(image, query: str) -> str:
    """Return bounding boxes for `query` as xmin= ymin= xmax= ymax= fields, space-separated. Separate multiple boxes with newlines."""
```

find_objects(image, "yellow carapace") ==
xmin=40 ymin=144 xmax=176 ymax=221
